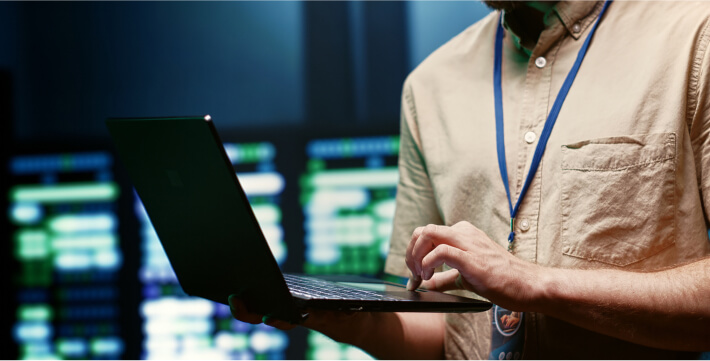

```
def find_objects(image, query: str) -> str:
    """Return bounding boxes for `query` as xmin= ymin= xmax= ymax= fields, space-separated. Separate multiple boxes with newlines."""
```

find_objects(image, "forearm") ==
xmin=533 ymin=257 xmax=710 ymax=351
xmin=308 ymin=312 xmax=446 ymax=359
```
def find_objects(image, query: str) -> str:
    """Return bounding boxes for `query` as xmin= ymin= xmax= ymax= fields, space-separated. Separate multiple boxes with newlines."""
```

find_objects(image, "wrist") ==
xmin=526 ymin=264 xmax=559 ymax=314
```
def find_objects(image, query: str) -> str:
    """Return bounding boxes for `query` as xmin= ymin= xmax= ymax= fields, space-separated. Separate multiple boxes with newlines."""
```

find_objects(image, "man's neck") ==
xmin=504 ymin=1 xmax=558 ymax=52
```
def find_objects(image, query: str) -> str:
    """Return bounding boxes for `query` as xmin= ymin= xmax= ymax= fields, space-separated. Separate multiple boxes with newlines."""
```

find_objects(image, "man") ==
xmin=231 ymin=1 xmax=710 ymax=358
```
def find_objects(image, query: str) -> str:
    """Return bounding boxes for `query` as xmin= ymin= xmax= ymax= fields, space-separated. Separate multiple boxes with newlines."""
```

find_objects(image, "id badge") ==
xmin=488 ymin=306 xmax=524 ymax=360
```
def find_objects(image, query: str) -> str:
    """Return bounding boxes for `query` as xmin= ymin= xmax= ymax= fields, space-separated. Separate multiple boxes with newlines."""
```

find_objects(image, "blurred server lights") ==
xmin=137 ymin=142 xmax=289 ymax=360
xmin=301 ymin=136 xmax=399 ymax=360
xmin=6 ymin=138 xmax=402 ymax=360
xmin=8 ymin=152 xmax=123 ymax=360
xmin=301 ymin=136 xmax=399 ymax=275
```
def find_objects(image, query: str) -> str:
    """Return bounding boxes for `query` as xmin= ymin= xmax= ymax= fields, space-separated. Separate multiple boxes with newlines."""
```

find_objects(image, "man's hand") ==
xmin=228 ymin=295 xmax=366 ymax=342
xmin=405 ymin=221 xmax=543 ymax=311
xmin=404 ymin=222 xmax=710 ymax=351
xmin=227 ymin=295 xmax=448 ymax=359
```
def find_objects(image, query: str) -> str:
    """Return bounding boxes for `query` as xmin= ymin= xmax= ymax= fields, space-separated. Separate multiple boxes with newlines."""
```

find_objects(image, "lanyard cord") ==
xmin=494 ymin=0 xmax=612 ymax=251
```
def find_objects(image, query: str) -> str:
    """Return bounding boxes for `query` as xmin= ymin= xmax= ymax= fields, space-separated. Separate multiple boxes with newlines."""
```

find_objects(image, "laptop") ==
xmin=106 ymin=115 xmax=491 ymax=323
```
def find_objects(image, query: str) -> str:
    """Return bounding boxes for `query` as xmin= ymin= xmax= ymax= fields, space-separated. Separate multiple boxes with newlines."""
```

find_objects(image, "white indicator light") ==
xmin=308 ymin=168 xmax=398 ymax=188
xmin=237 ymin=172 xmax=285 ymax=196
xmin=11 ymin=203 xmax=42 ymax=224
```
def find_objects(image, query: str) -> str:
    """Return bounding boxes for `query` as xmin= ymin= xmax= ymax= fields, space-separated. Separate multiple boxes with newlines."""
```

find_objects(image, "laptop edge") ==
xmin=106 ymin=115 xmax=491 ymax=323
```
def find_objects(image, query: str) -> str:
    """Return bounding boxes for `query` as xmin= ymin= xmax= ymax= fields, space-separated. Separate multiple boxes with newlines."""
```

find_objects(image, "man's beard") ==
xmin=482 ymin=1 xmax=528 ymax=11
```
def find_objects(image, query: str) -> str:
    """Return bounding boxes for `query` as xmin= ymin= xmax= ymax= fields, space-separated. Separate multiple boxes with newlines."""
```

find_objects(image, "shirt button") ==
xmin=572 ymin=22 xmax=582 ymax=33
xmin=519 ymin=219 xmax=530 ymax=232
xmin=524 ymin=131 xmax=536 ymax=144
xmin=535 ymin=56 xmax=547 ymax=68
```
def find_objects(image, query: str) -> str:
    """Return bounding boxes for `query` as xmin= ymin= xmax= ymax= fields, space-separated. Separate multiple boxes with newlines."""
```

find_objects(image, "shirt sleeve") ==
xmin=689 ymin=18 xmax=710 ymax=228
xmin=384 ymin=79 xmax=444 ymax=278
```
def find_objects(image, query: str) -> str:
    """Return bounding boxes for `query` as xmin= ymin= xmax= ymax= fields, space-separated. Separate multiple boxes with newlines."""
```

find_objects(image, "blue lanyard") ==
xmin=494 ymin=1 xmax=612 ymax=251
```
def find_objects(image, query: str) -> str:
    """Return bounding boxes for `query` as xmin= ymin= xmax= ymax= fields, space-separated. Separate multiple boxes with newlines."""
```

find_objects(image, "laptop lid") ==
xmin=107 ymin=116 xmax=490 ymax=322
xmin=107 ymin=115 xmax=301 ymax=321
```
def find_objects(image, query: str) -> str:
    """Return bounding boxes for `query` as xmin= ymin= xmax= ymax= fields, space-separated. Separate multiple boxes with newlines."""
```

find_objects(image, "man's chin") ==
xmin=482 ymin=1 xmax=528 ymax=11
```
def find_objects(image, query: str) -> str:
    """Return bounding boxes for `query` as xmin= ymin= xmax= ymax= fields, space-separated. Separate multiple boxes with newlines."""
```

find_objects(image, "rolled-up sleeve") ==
xmin=385 ymin=79 xmax=444 ymax=278
xmin=689 ymin=19 xmax=710 ymax=228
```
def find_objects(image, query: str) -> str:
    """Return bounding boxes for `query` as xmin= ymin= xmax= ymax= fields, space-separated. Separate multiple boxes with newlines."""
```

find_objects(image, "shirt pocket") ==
xmin=559 ymin=133 xmax=676 ymax=267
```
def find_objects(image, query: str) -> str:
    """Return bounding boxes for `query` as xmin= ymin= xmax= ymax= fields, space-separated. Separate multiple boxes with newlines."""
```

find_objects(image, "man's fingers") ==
xmin=229 ymin=296 xmax=297 ymax=330
xmin=406 ymin=226 xmax=426 ymax=277
xmin=406 ymin=276 xmax=422 ymax=291
xmin=263 ymin=316 xmax=297 ymax=331
xmin=420 ymin=245 xmax=470 ymax=282
xmin=419 ymin=268 xmax=460 ymax=292
xmin=228 ymin=295 xmax=264 ymax=324
xmin=410 ymin=224 xmax=466 ymax=279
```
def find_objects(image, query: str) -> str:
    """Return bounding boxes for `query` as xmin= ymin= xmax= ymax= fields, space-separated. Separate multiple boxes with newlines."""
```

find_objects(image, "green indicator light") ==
xmin=11 ymin=182 xmax=119 ymax=203
xmin=61 ymin=154 xmax=73 ymax=172
xmin=307 ymin=159 xmax=325 ymax=172
xmin=16 ymin=229 xmax=47 ymax=243
xmin=391 ymin=136 xmax=400 ymax=154
xmin=21 ymin=343 xmax=60 ymax=360
xmin=89 ymin=339 xmax=99 ymax=355
xmin=18 ymin=304 xmax=53 ymax=321
xmin=51 ymin=234 xmax=116 ymax=251
xmin=307 ymin=168 xmax=398 ymax=188
xmin=242 ymin=145 xmax=252 ymax=163
xmin=299 ymin=190 xmax=314 ymax=206
xmin=90 ymin=338 xmax=122 ymax=355
xmin=233 ymin=334 xmax=248 ymax=351
xmin=14 ymin=230 xmax=49 ymax=260
xmin=244 ymin=144 xmax=257 ymax=163
xmin=251 ymin=144 xmax=261 ymax=162
xmin=48 ymin=214 xmax=115 ymax=233
xmin=218 ymin=319 xmax=231 ymax=331
xmin=238 ymin=145 xmax=249 ymax=163
xmin=298 ymin=175 xmax=313 ymax=200
xmin=342 ymin=139 xmax=353 ymax=158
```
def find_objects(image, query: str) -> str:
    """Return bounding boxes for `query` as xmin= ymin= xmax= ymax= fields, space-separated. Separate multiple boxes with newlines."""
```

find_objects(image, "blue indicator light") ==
xmin=10 ymin=153 xmax=112 ymax=175
xmin=307 ymin=137 xmax=398 ymax=159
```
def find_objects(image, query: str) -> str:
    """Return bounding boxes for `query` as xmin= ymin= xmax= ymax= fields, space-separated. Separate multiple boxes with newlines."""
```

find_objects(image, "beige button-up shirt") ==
xmin=385 ymin=1 xmax=710 ymax=358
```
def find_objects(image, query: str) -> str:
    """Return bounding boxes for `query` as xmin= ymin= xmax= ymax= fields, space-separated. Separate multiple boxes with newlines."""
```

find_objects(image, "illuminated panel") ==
xmin=8 ymin=152 xmax=123 ymax=360
xmin=138 ymin=142 xmax=288 ymax=360
xmin=301 ymin=136 xmax=399 ymax=360
xmin=302 ymin=136 xmax=399 ymax=275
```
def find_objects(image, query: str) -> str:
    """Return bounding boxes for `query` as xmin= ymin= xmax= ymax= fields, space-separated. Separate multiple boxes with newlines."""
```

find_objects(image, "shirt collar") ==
xmin=502 ymin=1 xmax=602 ymax=56
xmin=555 ymin=1 xmax=603 ymax=40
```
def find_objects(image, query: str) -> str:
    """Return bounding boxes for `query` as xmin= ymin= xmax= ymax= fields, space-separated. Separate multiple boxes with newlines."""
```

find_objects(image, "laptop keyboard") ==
xmin=283 ymin=274 xmax=403 ymax=301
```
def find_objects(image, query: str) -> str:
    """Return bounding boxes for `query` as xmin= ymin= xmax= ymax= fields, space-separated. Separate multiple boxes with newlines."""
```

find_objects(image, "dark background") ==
xmin=0 ymin=1 xmax=491 ymax=142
